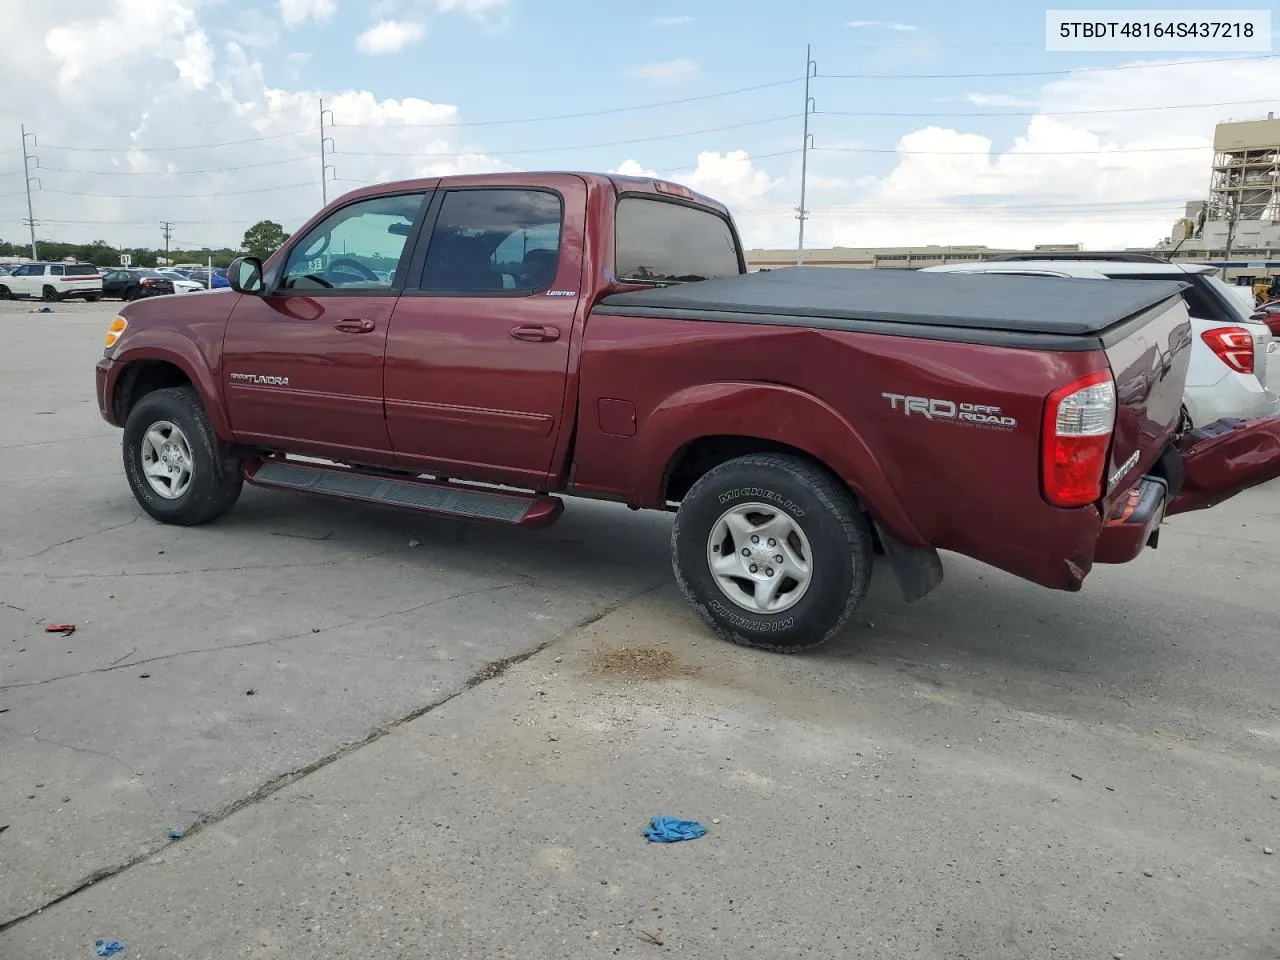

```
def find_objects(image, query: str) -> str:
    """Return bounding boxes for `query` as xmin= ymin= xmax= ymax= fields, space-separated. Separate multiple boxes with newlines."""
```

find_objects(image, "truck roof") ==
xmin=599 ymin=265 xmax=1190 ymax=337
xmin=332 ymin=171 xmax=730 ymax=217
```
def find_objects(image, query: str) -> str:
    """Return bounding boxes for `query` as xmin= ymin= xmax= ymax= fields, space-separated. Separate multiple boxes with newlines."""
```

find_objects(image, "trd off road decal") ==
xmin=882 ymin=393 xmax=1017 ymax=430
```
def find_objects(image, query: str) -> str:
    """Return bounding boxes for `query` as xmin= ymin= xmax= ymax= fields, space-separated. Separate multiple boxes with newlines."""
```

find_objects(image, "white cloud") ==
xmin=847 ymin=20 xmax=919 ymax=31
xmin=356 ymin=19 xmax=426 ymax=54
xmin=629 ymin=58 xmax=698 ymax=83
xmin=436 ymin=0 xmax=507 ymax=15
xmin=650 ymin=15 xmax=692 ymax=27
xmin=0 ymin=3 xmax=507 ymax=250
xmin=963 ymin=93 xmax=1036 ymax=108
xmin=279 ymin=0 xmax=336 ymax=28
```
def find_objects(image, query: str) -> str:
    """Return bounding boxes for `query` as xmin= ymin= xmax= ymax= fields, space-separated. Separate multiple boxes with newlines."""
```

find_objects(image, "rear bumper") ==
xmin=1095 ymin=477 xmax=1167 ymax=564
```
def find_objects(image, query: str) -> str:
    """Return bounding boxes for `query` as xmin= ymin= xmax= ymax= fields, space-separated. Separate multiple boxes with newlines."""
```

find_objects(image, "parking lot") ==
xmin=1 ymin=300 xmax=1278 ymax=958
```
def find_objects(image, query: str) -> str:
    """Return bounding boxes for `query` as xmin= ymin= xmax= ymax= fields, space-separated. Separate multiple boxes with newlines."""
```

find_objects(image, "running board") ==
xmin=243 ymin=460 xmax=564 ymax=528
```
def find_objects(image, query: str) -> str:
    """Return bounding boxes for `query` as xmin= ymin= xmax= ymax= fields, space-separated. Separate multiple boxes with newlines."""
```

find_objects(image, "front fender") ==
xmin=634 ymin=381 xmax=927 ymax=545
xmin=108 ymin=333 xmax=231 ymax=439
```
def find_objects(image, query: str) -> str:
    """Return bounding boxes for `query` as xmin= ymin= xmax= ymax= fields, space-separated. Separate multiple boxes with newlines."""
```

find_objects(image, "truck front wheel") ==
xmin=122 ymin=385 xmax=243 ymax=525
xmin=671 ymin=453 xmax=873 ymax=653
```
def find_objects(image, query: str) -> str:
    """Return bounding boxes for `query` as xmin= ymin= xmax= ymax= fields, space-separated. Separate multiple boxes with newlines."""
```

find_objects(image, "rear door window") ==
xmin=615 ymin=197 xmax=742 ymax=284
xmin=418 ymin=188 xmax=564 ymax=295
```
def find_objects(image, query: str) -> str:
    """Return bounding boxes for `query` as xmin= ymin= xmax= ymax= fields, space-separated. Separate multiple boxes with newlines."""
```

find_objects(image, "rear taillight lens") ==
xmin=141 ymin=278 xmax=157 ymax=286
xmin=1200 ymin=326 xmax=1255 ymax=374
xmin=1042 ymin=370 xmax=1116 ymax=508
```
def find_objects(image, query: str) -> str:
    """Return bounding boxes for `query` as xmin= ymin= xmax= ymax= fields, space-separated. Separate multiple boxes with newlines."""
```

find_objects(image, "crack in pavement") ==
xmin=0 ymin=549 xmax=401 ymax=582
xmin=0 ymin=579 xmax=668 ymax=933
xmin=0 ymin=435 xmax=114 ymax=452
xmin=0 ymin=580 xmax=530 ymax=691
xmin=14 ymin=515 xmax=141 ymax=561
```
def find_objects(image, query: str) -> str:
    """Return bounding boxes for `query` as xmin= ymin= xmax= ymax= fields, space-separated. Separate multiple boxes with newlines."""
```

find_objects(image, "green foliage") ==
xmin=0 ymin=238 xmax=239 ymax=269
xmin=241 ymin=221 xmax=291 ymax=260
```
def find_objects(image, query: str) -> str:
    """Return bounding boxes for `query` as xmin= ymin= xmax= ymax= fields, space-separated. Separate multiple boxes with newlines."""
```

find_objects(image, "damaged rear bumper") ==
xmin=1166 ymin=414 xmax=1280 ymax=516
xmin=1095 ymin=477 xmax=1167 ymax=564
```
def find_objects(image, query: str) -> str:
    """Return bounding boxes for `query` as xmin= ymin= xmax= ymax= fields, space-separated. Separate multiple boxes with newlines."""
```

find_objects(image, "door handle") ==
xmin=334 ymin=318 xmax=375 ymax=334
xmin=510 ymin=324 xmax=561 ymax=343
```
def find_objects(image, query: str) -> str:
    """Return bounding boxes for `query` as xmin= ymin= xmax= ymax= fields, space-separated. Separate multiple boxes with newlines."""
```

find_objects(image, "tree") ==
xmin=241 ymin=220 xmax=290 ymax=259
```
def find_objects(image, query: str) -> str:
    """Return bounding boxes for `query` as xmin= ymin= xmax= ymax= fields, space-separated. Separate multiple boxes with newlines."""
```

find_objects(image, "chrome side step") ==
xmin=244 ymin=459 xmax=563 ymax=528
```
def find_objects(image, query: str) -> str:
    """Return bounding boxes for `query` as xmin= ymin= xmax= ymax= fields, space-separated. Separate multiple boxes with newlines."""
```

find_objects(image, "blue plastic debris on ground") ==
xmin=94 ymin=939 xmax=125 ymax=957
xmin=643 ymin=816 xmax=707 ymax=843
xmin=168 ymin=828 xmax=184 ymax=839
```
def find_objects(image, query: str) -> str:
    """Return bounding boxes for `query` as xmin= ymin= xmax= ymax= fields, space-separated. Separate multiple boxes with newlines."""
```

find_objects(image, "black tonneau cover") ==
xmin=596 ymin=266 xmax=1188 ymax=338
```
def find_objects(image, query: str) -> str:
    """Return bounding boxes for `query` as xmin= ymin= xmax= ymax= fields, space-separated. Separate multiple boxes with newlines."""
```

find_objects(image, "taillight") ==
xmin=1200 ymin=326 xmax=1255 ymax=374
xmin=141 ymin=278 xmax=157 ymax=286
xmin=1042 ymin=370 xmax=1116 ymax=508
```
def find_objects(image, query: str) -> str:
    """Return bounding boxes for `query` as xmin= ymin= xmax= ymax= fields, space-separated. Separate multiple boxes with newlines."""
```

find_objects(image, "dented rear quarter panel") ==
xmin=572 ymin=314 xmax=1113 ymax=589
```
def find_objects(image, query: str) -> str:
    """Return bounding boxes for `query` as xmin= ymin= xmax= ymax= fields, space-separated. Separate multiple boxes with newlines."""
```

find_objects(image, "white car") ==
xmin=0 ymin=262 xmax=104 ymax=302
xmin=921 ymin=255 xmax=1279 ymax=428
xmin=156 ymin=270 xmax=205 ymax=294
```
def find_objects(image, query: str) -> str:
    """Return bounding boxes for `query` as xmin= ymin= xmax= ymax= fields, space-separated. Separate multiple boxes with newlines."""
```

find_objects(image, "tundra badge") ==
xmin=230 ymin=373 xmax=290 ymax=386
xmin=882 ymin=393 xmax=1017 ymax=429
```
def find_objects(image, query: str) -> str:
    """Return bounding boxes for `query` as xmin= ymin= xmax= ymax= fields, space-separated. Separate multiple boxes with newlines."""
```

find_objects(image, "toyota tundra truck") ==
xmin=94 ymin=172 xmax=1280 ymax=652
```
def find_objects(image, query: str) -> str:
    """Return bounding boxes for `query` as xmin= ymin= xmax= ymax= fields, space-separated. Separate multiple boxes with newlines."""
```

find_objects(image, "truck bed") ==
xmin=597 ymin=266 xmax=1189 ymax=350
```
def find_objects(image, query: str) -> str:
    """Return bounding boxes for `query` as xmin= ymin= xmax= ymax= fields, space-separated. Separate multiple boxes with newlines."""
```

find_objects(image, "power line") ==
xmin=336 ymin=115 xmax=795 ymax=158
xmin=812 ymin=144 xmax=1213 ymax=156
xmin=331 ymin=78 xmax=803 ymax=129
xmin=42 ymin=183 xmax=315 ymax=200
xmin=34 ymin=157 xmax=314 ymax=177
xmin=818 ymin=52 xmax=1278 ymax=79
xmin=817 ymin=97 xmax=1280 ymax=119
xmin=39 ymin=130 xmax=312 ymax=154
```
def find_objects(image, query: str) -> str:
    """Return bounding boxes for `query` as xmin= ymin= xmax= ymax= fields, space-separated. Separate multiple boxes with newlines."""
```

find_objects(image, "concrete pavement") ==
xmin=1 ymin=301 xmax=1278 ymax=959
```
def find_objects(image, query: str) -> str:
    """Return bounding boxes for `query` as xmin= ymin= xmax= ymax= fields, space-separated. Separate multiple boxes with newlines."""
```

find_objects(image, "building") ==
xmin=747 ymin=115 xmax=1280 ymax=289
xmin=746 ymin=244 xmax=1083 ymax=271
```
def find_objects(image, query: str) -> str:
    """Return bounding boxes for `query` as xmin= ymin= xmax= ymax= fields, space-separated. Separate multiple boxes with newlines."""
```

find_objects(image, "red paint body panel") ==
xmin=383 ymin=174 xmax=589 ymax=489
xmin=96 ymin=290 xmax=238 ymax=435
xmin=221 ymin=292 xmax=396 ymax=465
xmin=571 ymin=317 xmax=1110 ymax=588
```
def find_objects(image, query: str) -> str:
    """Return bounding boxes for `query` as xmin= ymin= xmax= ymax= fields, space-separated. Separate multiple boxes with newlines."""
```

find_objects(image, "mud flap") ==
xmin=1166 ymin=415 xmax=1280 ymax=516
xmin=875 ymin=522 xmax=944 ymax=602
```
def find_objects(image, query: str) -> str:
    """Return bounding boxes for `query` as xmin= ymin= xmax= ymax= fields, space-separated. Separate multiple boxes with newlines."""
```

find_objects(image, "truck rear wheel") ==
xmin=671 ymin=453 xmax=873 ymax=653
xmin=122 ymin=386 xmax=243 ymax=526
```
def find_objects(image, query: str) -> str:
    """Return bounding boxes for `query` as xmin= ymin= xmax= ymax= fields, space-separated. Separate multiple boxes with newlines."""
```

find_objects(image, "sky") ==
xmin=0 ymin=0 xmax=1277 ymax=255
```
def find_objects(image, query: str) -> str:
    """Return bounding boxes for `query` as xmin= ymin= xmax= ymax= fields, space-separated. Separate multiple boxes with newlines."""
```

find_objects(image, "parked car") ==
xmin=0 ymin=262 xmax=104 ymax=301
xmin=922 ymin=255 xmax=1279 ymax=428
xmin=95 ymin=173 xmax=1280 ymax=653
xmin=183 ymin=268 xmax=230 ymax=289
xmin=156 ymin=270 xmax=206 ymax=294
xmin=101 ymin=268 xmax=175 ymax=301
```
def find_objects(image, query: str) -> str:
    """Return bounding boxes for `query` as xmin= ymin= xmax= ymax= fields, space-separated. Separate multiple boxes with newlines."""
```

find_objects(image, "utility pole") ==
xmin=20 ymin=125 xmax=40 ymax=261
xmin=796 ymin=44 xmax=817 ymax=265
xmin=320 ymin=98 xmax=336 ymax=205
xmin=161 ymin=221 xmax=174 ymax=265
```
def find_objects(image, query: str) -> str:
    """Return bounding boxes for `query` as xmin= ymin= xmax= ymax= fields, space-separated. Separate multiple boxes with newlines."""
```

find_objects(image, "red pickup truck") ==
xmin=95 ymin=172 xmax=1280 ymax=652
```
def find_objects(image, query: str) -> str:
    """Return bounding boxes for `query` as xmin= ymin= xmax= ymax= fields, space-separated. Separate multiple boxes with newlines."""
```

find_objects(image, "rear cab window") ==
xmin=614 ymin=196 xmax=743 ymax=284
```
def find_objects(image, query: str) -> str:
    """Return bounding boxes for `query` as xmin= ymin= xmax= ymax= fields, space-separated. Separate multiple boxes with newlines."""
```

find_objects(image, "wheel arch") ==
xmin=110 ymin=343 xmax=231 ymax=439
xmin=636 ymin=381 xmax=927 ymax=547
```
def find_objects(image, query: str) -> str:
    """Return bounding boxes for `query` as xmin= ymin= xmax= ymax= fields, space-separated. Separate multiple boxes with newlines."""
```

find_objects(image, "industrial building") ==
xmin=747 ymin=115 xmax=1280 ymax=291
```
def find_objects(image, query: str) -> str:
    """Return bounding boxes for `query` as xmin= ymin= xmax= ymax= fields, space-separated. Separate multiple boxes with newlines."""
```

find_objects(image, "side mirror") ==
xmin=228 ymin=256 xmax=265 ymax=295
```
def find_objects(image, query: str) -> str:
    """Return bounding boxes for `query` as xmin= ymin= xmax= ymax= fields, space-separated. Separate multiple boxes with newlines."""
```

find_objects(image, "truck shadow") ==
xmin=219 ymin=486 xmax=1273 ymax=737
